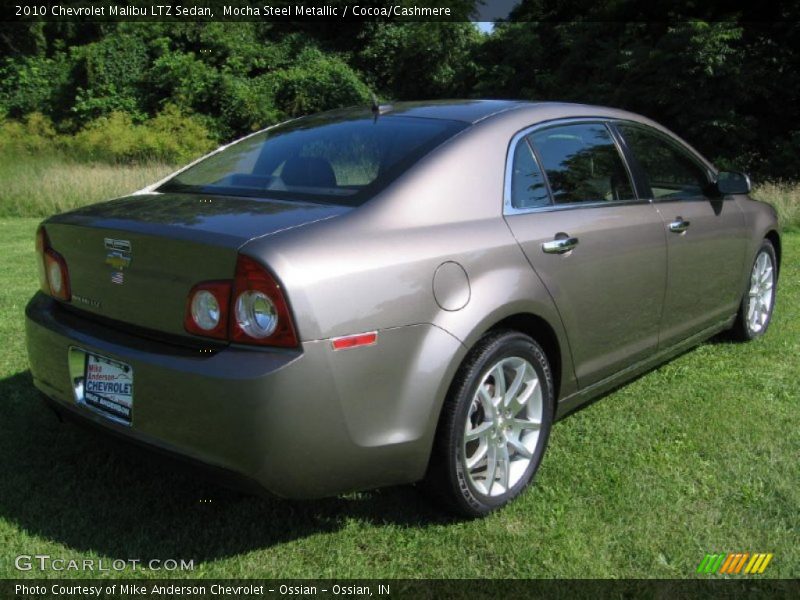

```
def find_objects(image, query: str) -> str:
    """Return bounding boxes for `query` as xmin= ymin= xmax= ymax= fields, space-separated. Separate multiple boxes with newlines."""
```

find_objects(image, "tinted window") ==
xmin=617 ymin=124 xmax=710 ymax=199
xmin=159 ymin=115 xmax=466 ymax=206
xmin=510 ymin=139 xmax=550 ymax=209
xmin=531 ymin=123 xmax=635 ymax=204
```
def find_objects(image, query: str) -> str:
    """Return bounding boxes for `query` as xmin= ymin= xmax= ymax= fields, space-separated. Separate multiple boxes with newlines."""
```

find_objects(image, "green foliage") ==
xmin=0 ymin=17 xmax=797 ymax=179
xmin=270 ymin=48 xmax=371 ymax=117
xmin=69 ymin=105 xmax=215 ymax=164
xmin=356 ymin=23 xmax=482 ymax=99
xmin=0 ymin=53 xmax=73 ymax=118
xmin=0 ymin=112 xmax=58 ymax=154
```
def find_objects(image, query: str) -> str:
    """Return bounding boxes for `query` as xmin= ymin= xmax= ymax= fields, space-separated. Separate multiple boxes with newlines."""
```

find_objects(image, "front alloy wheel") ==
xmin=733 ymin=239 xmax=778 ymax=341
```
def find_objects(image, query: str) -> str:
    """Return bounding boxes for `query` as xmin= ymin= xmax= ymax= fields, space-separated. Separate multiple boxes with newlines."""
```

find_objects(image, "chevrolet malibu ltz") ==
xmin=26 ymin=101 xmax=780 ymax=516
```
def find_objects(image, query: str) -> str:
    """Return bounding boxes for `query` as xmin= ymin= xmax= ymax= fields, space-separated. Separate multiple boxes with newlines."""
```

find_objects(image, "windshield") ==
xmin=158 ymin=114 xmax=467 ymax=206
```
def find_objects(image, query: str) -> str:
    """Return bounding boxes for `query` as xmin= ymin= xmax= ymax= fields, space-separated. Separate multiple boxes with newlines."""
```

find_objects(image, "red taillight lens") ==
xmin=231 ymin=255 xmax=298 ymax=347
xmin=184 ymin=281 xmax=231 ymax=340
xmin=37 ymin=226 xmax=71 ymax=301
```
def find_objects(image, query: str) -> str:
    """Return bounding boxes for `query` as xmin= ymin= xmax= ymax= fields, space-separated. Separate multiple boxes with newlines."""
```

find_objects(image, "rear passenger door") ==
xmin=504 ymin=121 xmax=667 ymax=389
xmin=614 ymin=123 xmax=747 ymax=348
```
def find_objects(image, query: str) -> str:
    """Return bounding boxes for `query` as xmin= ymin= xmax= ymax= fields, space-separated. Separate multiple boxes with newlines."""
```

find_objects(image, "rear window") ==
xmin=159 ymin=114 xmax=467 ymax=206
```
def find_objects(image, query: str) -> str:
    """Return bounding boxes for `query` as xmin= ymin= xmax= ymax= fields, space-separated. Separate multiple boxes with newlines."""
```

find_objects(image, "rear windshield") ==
xmin=158 ymin=114 xmax=467 ymax=206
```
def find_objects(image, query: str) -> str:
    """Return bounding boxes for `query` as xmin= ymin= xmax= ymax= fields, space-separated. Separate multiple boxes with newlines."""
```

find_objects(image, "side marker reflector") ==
xmin=331 ymin=332 xmax=378 ymax=351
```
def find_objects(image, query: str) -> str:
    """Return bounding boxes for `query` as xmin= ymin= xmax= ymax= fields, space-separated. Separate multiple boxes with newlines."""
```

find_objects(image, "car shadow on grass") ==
xmin=0 ymin=370 xmax=457 ymax=565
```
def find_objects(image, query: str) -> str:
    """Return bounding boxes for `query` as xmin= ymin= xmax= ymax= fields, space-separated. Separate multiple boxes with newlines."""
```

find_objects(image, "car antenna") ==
xmin=371 ymin=93 xmax=380 ymax=122
xmin=370 ymin=93 xmax=392 ymax=122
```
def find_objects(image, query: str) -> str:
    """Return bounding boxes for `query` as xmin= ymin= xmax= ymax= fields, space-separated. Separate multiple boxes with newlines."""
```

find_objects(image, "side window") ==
xmin=510 ymin=139 xmax=551 ymax=209
xmin=530 ymin=123 xmax=635 ymax=205
xmin=617 ymin=124 xmax=710 ymax=200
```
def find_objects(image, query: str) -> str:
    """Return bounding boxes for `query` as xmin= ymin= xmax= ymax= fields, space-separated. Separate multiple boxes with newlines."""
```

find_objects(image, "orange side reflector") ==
xmin=331 ymin=332 xmax=378 ymax=351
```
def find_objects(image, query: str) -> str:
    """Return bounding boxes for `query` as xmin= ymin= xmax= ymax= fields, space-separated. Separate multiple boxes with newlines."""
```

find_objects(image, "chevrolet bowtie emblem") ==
xmin=105 ymin=251 xmax=131 ymax=269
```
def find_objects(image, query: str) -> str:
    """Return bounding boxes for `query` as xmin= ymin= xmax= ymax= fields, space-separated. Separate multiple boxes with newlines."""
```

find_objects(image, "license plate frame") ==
xmin=81 ymin=351 xmax=134 ymax=424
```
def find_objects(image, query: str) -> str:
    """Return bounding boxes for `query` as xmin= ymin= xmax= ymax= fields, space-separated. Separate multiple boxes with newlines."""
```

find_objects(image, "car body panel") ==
xmin=506 ymin=204 xmax=667 ymax=387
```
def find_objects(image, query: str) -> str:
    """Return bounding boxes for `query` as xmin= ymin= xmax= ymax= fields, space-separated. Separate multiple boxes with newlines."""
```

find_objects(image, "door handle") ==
xmin=542 ymin=236 xmax=579 ymax=254
xmin=669 ymin=217 xmax=691 ymax=233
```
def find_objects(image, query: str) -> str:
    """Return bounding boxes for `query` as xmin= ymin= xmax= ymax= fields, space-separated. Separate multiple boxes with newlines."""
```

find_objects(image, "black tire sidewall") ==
xmin=450 ymin=332 xmax=554 ymax=515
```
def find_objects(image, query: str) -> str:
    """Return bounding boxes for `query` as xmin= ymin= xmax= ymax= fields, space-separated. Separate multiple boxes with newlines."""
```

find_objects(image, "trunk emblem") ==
xmin=104 ymin=239 xmax=132 ymax=284
xmin=105 ymin=252 xmax=131 ymax=270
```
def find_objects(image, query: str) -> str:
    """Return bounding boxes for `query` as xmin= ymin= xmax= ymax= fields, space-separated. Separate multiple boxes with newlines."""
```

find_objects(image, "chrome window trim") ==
xmin=503 ymin=117 xmax=645 ymax=216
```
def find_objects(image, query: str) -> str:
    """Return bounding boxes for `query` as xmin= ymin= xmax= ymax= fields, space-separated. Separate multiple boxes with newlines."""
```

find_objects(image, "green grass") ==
xmin=0 ymin=217 xmax=797 ymax=579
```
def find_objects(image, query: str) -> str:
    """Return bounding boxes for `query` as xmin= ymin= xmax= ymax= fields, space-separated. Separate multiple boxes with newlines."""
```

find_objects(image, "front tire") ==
xmin=424 ymin=330 xmax=554 ymax=517
xmin=731 ymin=240 xmax=778 ymax=341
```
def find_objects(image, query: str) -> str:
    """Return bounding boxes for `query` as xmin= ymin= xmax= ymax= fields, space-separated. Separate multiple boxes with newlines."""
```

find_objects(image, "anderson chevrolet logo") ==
xmin=697 ymin=552 xmax=774 ymax=575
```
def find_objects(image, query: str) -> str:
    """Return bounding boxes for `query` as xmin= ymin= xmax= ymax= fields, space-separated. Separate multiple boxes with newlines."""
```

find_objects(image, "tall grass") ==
xmin=753 ymin=182 xmax=800 ymax=232
xmin=0 ymin=154 xmax=175 ymax=218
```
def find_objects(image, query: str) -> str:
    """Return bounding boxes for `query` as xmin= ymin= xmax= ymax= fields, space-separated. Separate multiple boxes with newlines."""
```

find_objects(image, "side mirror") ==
xmin=710 ymin=171 xmax=752 ymax=196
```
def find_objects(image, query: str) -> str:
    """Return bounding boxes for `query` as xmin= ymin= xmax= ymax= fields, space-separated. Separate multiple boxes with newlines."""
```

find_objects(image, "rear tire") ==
xmin=424 ymin=330 xmax=554 ymax=517
xmin=731 ymin=240 xmax=777 ymax=341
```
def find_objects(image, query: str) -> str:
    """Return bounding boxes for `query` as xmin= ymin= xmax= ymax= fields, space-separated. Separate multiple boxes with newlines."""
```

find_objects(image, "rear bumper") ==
xmin=25 ymin=293 xmax=465 ymax=498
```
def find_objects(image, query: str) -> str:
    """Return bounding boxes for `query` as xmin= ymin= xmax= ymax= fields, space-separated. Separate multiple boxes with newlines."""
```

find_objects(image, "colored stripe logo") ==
xmin=697 ymin=553 xmax=773 ymax=574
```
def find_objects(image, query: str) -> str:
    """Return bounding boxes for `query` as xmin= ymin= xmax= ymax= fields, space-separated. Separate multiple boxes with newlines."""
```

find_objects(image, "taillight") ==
xmin=36 ymin=225 xmax=71 ymax=301
xmin=231 ymin=255 xmax=298 ymax=347
xmin=184 ymin=281 xmax=231 ymax=340
xmin=183 ymin=255 xmax=298 ymax=348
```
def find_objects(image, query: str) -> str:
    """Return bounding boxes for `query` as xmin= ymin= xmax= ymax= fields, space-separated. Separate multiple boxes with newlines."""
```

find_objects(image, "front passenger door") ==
xmin=615 ymin=123 xmax=747 ymax=348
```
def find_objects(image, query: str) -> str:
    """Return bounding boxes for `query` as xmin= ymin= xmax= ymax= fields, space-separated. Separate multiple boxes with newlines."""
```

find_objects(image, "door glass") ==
xmin=510 ymin=139 xmax=551 ymax=209
xmin=617 ymin=124 xmax=710 ymax=199
xmin=530 ymin=123 xmax=635 ymax=205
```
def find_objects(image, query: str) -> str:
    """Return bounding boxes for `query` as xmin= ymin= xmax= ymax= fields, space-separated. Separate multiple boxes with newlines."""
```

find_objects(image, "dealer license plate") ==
xmin=83 ymin=352 xmax=134 ymax=423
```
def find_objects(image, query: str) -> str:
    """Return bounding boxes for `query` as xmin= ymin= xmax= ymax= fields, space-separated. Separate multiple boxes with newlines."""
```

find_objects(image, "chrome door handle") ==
xmin=542 ymin=236 xmax=579 ymax=254
xmin=669 ymin=218 xmax=691 ymax=233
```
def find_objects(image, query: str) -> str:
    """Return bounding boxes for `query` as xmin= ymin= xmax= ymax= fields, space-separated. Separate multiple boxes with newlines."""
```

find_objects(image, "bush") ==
xmin=0 ymin=53 xmax=73 ymax=119
xmin=0 ymin=112 xmax=58 ymax=154
xmin=270 ymin=49 xmax=371 ymax=117
xmin=69 ymin=106 xmax=216 ymax=164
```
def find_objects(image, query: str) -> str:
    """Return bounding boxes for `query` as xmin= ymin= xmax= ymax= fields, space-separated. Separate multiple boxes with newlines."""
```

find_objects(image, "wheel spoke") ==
xmin=466 ymin=442 xmax=488 ymax=469
xmin=512 ymin=417 xmax=540 ymax=432
xmin=499 ymin=444 xmax=510 ymax=491
xmin=504 ymin=364 xmax=526 ymax=408
xmin=465 ymin=420 xmax=492 ymax=442
xmin=508 ymin=436 xmax=533 ymax=459
xmin=491 ymin=363 xmax=507 ymax=399
xmin=484 ymin=444 xmax=498 ymax=495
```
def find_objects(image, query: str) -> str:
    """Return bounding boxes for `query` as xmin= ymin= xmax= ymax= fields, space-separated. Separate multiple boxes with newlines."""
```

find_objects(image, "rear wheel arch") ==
xmin=485 ymin=313 xmax=563 ymax=404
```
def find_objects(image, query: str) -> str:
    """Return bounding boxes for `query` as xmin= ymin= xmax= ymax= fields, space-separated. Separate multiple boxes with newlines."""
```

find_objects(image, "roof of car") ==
xmin=383 ymin=100 xmax=529 ymax=123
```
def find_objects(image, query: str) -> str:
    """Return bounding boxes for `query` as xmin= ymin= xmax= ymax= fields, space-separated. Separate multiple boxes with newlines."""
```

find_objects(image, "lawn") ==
xmin=0 ymin=215 xmax=797 ymax=580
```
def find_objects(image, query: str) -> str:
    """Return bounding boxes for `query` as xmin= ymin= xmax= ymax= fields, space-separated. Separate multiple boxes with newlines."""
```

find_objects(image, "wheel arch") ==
xmin=765 ymin=229 xmax=782 ymax=274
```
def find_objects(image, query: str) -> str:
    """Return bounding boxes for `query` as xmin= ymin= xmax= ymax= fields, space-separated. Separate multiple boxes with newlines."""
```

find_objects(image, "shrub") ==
xmin=0 ymin=112 xmax=58 ymax=154
xmin=270 ymin=49 xmax=371 ymax=117
xmin=69 ymin=106 xmax=216 ymax=164
xmin=0 ymin=53 xmax=73 ymax=119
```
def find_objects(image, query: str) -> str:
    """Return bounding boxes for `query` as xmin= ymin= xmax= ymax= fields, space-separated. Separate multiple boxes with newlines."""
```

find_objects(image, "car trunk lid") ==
xmin=44 ymin=193 xmax=349 ymax=338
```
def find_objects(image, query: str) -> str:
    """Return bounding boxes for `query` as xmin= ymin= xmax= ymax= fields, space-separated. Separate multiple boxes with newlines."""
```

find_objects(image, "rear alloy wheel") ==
xmin=732 ymin=240 xmax=778 ymax=341
xmin=425 ymin=331 xmax=553 ymax=517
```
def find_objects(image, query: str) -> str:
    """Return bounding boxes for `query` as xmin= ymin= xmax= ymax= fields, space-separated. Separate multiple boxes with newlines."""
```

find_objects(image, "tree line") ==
xmin=1 ymin=1 xmax=798 ymax=179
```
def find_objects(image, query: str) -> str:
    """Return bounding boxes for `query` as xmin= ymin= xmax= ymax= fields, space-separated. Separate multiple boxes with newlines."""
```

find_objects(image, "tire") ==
xmin=731 ymin=239 xmax=778 ymax=341
xmin=424 ymin=330 xmax=554 ymax=517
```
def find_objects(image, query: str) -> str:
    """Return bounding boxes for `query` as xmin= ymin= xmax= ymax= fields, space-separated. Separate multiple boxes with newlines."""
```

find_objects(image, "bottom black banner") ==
xmin=3 ymin=579 xmax=799 ymax=600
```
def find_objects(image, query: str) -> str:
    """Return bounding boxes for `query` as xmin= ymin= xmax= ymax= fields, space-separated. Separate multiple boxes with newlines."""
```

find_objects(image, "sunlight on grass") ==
xmin=0 ymin=154 xmax=175 ymax=218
